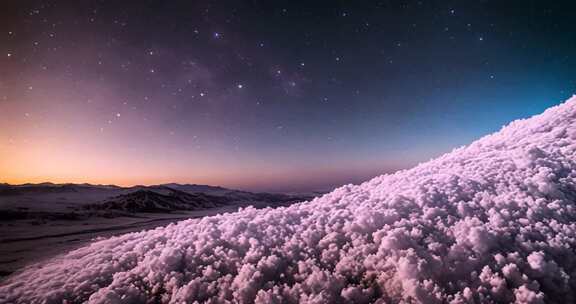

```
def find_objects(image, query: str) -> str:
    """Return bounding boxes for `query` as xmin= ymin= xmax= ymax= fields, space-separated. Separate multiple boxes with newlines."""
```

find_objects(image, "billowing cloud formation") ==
xmin=2 ymin=97 xmax=576 ymax=303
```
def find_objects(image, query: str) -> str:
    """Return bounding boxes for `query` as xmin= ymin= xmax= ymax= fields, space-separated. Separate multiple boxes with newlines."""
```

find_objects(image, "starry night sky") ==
xmin=1 ymin=1 xmax=576 ymax=192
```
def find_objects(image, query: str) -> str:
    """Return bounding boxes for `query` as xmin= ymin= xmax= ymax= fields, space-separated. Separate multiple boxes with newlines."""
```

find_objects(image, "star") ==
xmin=237 ymin=84 xmax=243 ymax=89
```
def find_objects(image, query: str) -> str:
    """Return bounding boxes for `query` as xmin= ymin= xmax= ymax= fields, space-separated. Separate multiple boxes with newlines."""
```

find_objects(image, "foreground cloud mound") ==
xmin=2 ymin=98 xmax=576 ymax=303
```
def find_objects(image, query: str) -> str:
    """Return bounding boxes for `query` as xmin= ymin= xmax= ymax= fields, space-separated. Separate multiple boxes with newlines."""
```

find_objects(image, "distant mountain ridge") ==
xmin=86 ymin=185 xmax=310 ymax=213
xmin=85 ymin=188 xmax=231 ymax=213
xmin=0 ymin=182 xmax=315 ymax=216
xmin=159 ymin=183 xmax=229 ymax=193
xmin=0 ymin=183 xmax=119 ymax=196
xmin=0 ymin=182 xmax=296 ymax=195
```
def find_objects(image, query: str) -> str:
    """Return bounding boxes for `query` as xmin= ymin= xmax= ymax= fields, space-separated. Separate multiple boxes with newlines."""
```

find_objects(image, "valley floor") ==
xmin=0 ymin=204 xmax=243 ymax=280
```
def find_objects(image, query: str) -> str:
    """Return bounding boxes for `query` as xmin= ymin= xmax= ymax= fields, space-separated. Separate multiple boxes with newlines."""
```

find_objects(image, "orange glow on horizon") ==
xmin=0 ymin=83 xmax=412 ymax=192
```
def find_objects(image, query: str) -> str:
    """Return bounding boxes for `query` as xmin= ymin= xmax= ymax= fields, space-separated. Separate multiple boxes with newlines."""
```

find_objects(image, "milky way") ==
xmin=1 ymin=1 xmax=575 ymax=191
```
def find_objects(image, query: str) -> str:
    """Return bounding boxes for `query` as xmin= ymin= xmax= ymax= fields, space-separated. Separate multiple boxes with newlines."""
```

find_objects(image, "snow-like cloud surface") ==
xmin=2 ymin=98 xmax=576 ymax=303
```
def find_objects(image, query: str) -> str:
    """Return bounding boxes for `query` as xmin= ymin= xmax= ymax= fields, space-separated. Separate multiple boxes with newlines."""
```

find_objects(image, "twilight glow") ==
xmin=1 ymin=1 xmax=574 ymax=191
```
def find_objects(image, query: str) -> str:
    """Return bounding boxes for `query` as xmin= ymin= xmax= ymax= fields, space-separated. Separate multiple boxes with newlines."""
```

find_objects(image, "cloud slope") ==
xmin=2 ymin=97 xmax=576 ymax=303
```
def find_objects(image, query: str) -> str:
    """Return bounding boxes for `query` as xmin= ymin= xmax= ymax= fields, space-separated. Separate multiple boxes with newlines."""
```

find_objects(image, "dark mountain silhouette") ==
xmin=84 ymin=188 xmax=231 ymax=213
xmin=0 ymin=182 xmax=316 ymax=217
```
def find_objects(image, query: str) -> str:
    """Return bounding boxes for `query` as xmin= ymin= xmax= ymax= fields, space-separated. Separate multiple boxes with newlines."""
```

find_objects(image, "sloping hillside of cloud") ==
xmin=2 ymin=97 xmax=576 ymax=303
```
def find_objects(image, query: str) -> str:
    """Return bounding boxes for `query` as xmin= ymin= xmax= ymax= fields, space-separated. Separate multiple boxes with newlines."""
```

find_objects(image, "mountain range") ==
xmin=0 ymin=182 xmax=314 ymax=220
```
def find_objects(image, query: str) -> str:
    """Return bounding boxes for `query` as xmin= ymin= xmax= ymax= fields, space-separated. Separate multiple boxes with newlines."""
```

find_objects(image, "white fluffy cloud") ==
xmin=2 ymin=97 xmax=576 ymax=303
